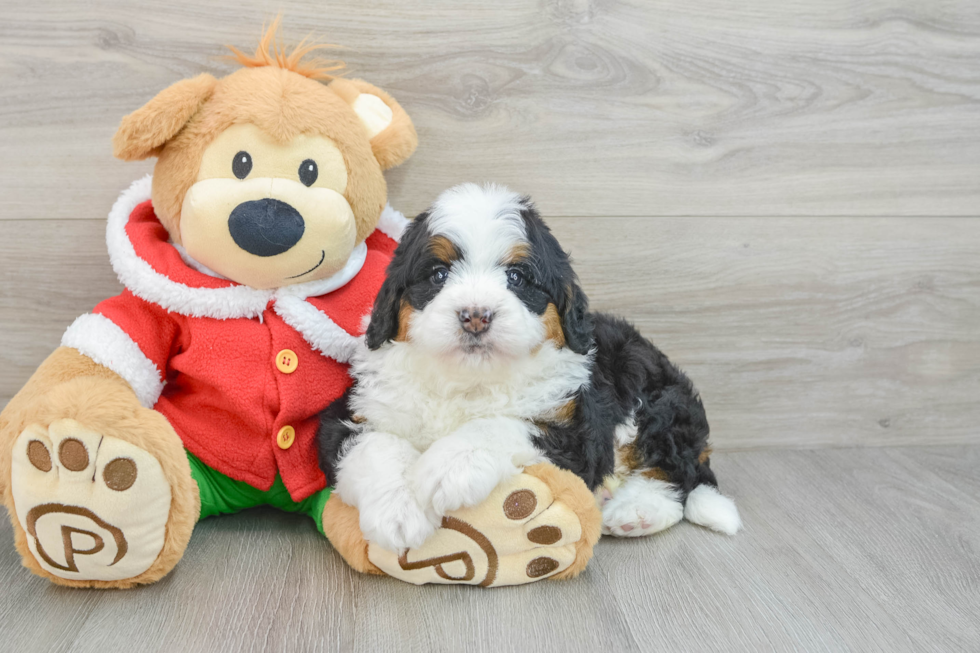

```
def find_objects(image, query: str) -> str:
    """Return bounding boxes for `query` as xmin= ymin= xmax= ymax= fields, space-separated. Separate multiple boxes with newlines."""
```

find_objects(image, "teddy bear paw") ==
xmin=366 ymin=465 xmax=600 ymax=587
xmin=10 ymin=419 xmax=172 ymax=581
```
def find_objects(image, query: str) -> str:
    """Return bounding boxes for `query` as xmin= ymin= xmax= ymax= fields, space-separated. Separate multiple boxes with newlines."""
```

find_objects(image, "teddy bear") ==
xmin=0 ymin=20 xmax=601 ymax=589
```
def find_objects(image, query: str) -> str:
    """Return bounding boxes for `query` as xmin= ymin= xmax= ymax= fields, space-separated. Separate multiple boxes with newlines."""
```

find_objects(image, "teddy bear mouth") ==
xmin=286 ymin=250 xmax=326 ymax=280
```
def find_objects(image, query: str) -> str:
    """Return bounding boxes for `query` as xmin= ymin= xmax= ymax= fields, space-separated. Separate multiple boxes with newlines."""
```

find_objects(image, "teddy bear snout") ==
xmin=228 ymin=198 xmax=306 ymax=257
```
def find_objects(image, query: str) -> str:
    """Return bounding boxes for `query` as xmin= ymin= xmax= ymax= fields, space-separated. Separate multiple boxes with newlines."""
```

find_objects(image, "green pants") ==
xmin=187 ymin=451 xmax=332 ymax=535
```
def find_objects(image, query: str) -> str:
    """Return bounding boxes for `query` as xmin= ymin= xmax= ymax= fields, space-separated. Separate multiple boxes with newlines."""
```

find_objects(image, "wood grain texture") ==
xmin=2 ymin=216 xmax=977 ymax=449
xmin=2 ymin=2 xmax=978 ymax=650
xmin=2 ymin=447 xmax=979 ymax=652
xmin=0 ymin=0 xmax=979 ymax=220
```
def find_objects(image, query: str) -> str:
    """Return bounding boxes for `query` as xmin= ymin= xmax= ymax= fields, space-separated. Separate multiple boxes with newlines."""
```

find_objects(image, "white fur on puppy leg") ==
xmin=335 ymin=432 xmax=434 ymax=551
xmin=684 ymin=484 xmax=742 ymax=535
xmin=355 ymin=487 xmax=435 ymax=552
xmin=411 ymin=439 xmax=520 ymax=521
xmin=410 ymin=417 xmax=544 ymax=522
xmin=601 ymin=475 xmax=684 ymax=537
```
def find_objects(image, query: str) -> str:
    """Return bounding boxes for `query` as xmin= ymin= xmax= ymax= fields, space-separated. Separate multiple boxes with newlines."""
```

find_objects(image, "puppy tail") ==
xmin=683 ymin=483 xmax=742 ymax=535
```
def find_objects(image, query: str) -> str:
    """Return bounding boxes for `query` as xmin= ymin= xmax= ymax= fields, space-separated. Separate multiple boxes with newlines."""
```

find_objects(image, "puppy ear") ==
xmin=519 ymin=200 xmax=594 ymax=355
xmin=365 ymin=276 xmax=405 ymax=350
xmin=328 ymin=78 xmax=418 ymax=170
xmin=113 ymin=73 xmax=217 ymax=161
xmin=561 ymin=282 xmax=594 ymax=355
xmin=365 ymin=213 xmax=429 ymax=349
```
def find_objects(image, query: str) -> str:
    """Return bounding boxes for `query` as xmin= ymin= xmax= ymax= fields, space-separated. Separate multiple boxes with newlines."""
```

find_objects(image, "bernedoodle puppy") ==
xmin=318 ymin=184 xmax=741 ymax=551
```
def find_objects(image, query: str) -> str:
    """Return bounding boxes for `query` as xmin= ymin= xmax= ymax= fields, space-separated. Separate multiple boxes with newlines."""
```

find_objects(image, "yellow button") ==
xmin=277 ymin=425 xmax=296 ymax=450
xmin=275 ymin=349 xmax=298 ymax=374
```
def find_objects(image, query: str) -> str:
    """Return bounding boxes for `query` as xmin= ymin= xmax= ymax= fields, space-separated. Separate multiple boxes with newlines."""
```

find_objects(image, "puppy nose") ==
xmin=228 ymin=199 xmax=305 ymax=257
xmin=458 ymin=307 xmax=493 ymax=334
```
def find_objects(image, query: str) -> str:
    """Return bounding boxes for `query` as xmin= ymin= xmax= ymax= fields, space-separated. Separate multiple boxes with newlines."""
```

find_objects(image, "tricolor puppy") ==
xmin=318 ymin=184 xmax=741 ymax=551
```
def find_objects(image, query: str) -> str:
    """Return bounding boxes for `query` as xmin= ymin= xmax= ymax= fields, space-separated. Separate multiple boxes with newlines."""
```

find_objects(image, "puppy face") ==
xmin=367 ymin=184 xmax=592 ymax=364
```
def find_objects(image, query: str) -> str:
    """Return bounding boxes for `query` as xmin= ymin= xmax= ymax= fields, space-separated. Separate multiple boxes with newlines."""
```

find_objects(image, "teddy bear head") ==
xmin=112 ymin=21 xmax=417 ymax=290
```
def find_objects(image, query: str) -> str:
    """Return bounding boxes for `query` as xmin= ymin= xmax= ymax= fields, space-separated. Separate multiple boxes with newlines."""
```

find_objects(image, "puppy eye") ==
xmin=299 ymin=159 xmax=318 ymax=187
xmin=506 ymin=268 xmax=526 ymax=287
xmin=430 ymin=266 xmax=450 ymax=285
xmin=232 ymin=151 xmax=252 ymax=180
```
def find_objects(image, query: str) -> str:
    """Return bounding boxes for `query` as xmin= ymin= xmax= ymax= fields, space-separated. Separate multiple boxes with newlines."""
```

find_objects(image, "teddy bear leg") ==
xmin=322 ymin=463 xmax=602 ymax=587
xmin=321 ymin=491 xmax=386 ymax=576
xmin=1 ymin=357 xmax=199 ymax=588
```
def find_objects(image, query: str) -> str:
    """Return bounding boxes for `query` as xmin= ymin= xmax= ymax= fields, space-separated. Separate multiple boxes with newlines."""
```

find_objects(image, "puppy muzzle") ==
xmin=458 ymin=306 xmax=493 ymax=335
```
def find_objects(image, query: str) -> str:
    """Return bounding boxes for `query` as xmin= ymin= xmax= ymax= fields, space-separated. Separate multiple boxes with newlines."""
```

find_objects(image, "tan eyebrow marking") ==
xmin=428 ymin=235 xmax=461 ymax=264
xmin=503 ymin=242 xmax=530 ymax=265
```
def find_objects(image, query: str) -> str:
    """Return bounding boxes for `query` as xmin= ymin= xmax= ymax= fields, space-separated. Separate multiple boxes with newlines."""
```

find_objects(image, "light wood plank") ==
xmin=549 ymin=215 xmax=980 ymax=449
xmin=3 ymin=447 xmax=979 ymax=652
xmin=2 ymin=216 xmax=977 ymax=450
xmin=1 ymin=0 xmax=979 ymax=220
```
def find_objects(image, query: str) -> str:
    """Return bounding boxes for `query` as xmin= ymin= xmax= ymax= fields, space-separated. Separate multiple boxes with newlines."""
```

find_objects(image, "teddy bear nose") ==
xmin=228 ymin=199 xmax=305 ymax=257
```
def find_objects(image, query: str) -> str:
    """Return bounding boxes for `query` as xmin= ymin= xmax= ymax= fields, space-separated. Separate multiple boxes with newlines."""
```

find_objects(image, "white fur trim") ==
xmin=375 ymin=204 xmax=410 ymax=242
xmin=273 ymin=296 xmax=361 ymax=364
xmin=61 ymin=313 xmax=164 ymax=408
xmin=107 ymin=176 xmax=272 ymax=319
xmin=106 ymin=176 xmax=384 ymax=318
xmin=684 ymin=484 xmax=742 ymax=535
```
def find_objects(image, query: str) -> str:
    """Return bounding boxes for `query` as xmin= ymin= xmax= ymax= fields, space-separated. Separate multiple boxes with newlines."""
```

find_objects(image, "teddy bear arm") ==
xmin=0 ymin=347 xmax=133 ymax=454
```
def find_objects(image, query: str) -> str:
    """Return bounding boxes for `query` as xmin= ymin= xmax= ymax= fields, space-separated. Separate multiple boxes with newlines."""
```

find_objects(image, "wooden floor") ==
xmin=1 ymin=0 xmax=979 ymax=651
xmin=3 ymin=446 xmax=979 ymax=652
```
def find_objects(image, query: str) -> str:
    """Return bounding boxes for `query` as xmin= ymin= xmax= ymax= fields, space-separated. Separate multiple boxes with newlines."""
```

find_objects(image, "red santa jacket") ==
xmin=61 ymin=176 xmax=407 ymax=501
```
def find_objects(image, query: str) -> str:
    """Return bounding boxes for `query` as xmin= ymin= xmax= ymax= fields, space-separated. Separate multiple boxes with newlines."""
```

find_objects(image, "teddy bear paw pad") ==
xmin=366 ymin=470 xmax=584 ymax=587
xmin=10 ymin=419 xmax=172 ymax=581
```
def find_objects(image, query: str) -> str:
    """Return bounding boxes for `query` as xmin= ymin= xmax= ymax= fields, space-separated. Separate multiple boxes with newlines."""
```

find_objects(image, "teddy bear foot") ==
xmin=10 ymin=419 xmax=173 ymax=583
xmin=325 ymin=463 xmax=602 ymax=587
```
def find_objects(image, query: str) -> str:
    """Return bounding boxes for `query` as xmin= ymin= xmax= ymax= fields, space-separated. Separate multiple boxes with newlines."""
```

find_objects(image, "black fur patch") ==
xmin=534 ymin=313 xmax=713 ymax=495
xmin=509 ymin=200 xmax=593 ymax=355
xmin=316 ymin=388 xmax=358 ymax=486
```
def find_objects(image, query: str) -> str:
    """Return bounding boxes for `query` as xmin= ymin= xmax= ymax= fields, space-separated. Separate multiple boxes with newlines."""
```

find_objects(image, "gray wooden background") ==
xmin=2 ymin=0 xmax=978 ymax=450
xmin=1 ymin=2 xmax=979 ymax=651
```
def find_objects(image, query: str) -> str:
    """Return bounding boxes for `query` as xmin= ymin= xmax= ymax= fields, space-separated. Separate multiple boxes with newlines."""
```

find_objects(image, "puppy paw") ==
xmin=366 ymin=464 xmax=602 ymax=587
xmin=357 ymin=489 xmax=435 ymax=552
xmin=601 ymin=476 xmax=684 ymax=537
xmin=412 ymin=445 xmax=517 ymax=518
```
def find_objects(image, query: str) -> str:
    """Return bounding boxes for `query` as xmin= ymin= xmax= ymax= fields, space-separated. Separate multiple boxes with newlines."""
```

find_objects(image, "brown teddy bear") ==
xmin=0 ymin=20 xmax=600 ymax=588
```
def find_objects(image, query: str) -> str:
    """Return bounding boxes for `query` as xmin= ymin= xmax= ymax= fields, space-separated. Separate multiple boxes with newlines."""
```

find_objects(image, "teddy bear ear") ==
xmin=112 ymin=73 xmax=218 ymax=161
xmin=328 ymin=78 xmax=418 ymax=170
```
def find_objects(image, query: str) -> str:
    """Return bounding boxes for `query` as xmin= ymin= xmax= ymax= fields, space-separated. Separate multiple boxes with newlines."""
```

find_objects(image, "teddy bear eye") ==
xmin=299 ymin=159 xmax=318 ymax=187
xmin=232 ymin=151 xmax=252 ymax=180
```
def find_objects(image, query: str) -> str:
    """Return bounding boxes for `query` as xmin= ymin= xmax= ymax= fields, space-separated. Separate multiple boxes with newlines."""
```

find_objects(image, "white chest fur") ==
xmin=348 ymin=342 xmax=592 ymax=451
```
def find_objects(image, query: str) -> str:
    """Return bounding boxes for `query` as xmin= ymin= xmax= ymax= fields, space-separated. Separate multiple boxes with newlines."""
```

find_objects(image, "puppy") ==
xmin=318 ymin=184 xmax=740 ymax=551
